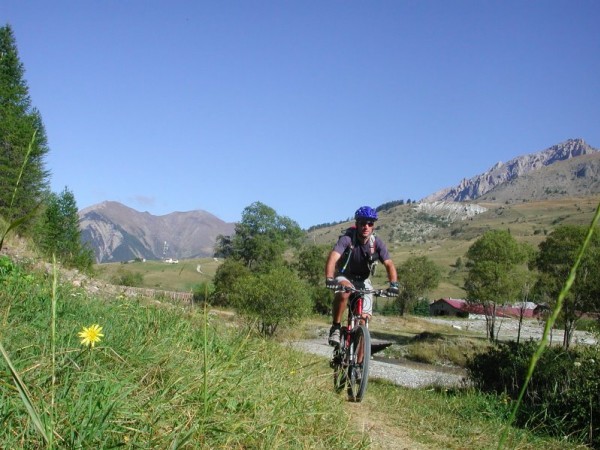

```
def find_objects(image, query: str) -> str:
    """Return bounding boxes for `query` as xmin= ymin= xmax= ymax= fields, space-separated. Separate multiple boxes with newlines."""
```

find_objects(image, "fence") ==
xmin=116 ymin=285 xmax=194 ymax=305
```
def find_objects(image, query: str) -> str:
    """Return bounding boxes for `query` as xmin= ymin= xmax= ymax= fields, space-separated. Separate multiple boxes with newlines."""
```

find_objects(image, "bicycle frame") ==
xmin=344 ymin=292 xmax=366 ymax=335
xmin=331 ymin=286 xmax=388 ymax=402
xmin=340 ymin=285 xmax=387 ymax=335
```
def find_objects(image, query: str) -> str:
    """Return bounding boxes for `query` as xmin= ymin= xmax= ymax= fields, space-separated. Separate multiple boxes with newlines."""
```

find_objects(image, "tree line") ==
xmin=464 ymin=227 xmax=600 ymax=348
xmin=0 ymin=24 xmax=93 ymax=271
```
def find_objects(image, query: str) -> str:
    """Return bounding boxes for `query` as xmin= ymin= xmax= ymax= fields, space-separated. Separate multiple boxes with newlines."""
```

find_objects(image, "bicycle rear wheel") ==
xmin=347 ymin=324 xmax=370 ymax=402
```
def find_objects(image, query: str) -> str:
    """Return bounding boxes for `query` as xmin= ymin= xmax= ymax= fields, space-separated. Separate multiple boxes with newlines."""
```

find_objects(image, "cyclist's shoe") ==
xmin=328 ymin=325 xmax=341 ymax=347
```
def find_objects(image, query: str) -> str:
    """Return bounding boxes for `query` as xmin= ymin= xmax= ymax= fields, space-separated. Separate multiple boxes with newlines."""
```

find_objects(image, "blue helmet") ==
xmin=354 ymin=206 xmax=378 ymax=221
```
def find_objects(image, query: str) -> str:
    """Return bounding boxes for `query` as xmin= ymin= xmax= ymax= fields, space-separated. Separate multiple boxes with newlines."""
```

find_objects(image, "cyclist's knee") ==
xmin=335 ymin=290 xmax=350 ymax=302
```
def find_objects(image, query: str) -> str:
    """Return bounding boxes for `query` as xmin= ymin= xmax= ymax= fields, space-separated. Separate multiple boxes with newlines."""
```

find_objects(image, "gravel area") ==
xmin=289 ymin=315 xmax=597 ymax=390
xmin=424 ymin=315 xmax=597 ymax=345
xmin=289 ymin=339 xmax=467 ymax=389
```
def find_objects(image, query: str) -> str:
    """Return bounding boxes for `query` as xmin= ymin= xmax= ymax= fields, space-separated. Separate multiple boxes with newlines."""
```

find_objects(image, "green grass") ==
xmin=0 ymin=257 xmax=592 ymax=449
xmin=0 ymin=262 xmax=366 ymax=449
xmin=365 ymin=381 xmax=589 ymax=449
xmin=94 ymin=257 xmax=222 ymax=292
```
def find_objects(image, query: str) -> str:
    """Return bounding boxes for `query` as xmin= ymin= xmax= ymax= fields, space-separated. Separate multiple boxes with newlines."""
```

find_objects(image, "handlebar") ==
xmin=333 ymin=285 xmax=392 ymax=298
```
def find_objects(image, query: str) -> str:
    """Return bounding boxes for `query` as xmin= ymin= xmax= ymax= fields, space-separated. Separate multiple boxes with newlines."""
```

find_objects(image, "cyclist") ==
xmin=325 ymin=205 xmax=399 ymax=347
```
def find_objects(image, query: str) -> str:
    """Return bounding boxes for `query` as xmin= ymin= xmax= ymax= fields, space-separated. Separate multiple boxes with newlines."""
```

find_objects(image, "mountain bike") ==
xmin=329 ymin=285 xmax=390 ymax=402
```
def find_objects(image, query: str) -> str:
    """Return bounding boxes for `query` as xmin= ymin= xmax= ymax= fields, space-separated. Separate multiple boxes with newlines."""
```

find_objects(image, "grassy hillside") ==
xmin=0 ymin=258 xmax=362 ymax=448
xmin=0 ymin=256 xmax=588 ymax=449
xmin=309 ymin=196 xmax=600 ymax=298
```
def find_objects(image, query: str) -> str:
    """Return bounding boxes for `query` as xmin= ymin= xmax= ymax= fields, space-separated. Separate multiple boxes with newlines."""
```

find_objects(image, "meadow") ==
xmin=0 ymin=255 xmax=590 ymax=449
xmin=94 ymin=257 xmax=222 ymax=293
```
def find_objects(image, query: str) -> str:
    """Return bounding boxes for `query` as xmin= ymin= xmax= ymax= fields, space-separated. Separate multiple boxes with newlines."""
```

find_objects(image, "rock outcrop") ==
xmin=423 ymin=139 xmax=598 ymax=202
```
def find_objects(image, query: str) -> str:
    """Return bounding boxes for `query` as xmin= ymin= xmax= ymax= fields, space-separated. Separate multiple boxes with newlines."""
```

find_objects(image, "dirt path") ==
xmin=288 ymin=335 xmax=467 ymax=449
xmin=346 ymin=402 xmax=430 ymax=450
xmin=424 ymin=315 xmax=597 ymax=345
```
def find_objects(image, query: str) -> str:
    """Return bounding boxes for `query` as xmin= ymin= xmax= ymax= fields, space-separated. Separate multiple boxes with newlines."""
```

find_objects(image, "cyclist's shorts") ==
xmin=334 ymin=276 xmax=373 ymax=316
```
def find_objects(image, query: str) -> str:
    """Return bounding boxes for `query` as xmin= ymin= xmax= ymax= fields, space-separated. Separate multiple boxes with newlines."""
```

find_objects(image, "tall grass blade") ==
xmin=498 ymin=200 xmax=600 ymax=449
xmin=203 ymin=286 xmax=208 ymax=416
xmin=49 ymin=255 xmax=58 ymax=449
xmin=0 ymin=340 xmax=49 ymax=444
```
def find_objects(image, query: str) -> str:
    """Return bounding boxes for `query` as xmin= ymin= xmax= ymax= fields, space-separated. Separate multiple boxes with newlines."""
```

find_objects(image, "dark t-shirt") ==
xmin=333 ymin=234 xmax=390 ymax=280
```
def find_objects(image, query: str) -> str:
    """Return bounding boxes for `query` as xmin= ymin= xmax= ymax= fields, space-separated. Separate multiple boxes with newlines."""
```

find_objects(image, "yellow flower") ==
xmin=78 ymin=324 xmax=104 ymax=348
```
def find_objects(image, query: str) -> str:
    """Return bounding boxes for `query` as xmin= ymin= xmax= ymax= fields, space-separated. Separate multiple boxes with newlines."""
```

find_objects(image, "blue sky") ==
xmin=3 ymin=1 xmax=599 ymax=229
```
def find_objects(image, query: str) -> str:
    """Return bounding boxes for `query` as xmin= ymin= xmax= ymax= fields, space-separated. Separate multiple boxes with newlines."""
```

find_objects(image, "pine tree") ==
xmin=35 ymin=187 xmax=94 ymax=272
xmin=0 ymin=24 xmax=50 ymax=226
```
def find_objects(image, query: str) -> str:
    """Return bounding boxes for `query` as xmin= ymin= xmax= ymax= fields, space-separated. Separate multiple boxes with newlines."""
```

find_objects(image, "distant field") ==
xmin=94 ymin=257 xmax=224 ymax=292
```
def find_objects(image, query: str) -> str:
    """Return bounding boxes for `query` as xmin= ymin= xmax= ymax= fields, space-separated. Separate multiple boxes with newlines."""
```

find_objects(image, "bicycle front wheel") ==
xmin=332 ymin=346 xmax=346 ymax=393
xmin=347 ymin=324 xmax=370 ymax=402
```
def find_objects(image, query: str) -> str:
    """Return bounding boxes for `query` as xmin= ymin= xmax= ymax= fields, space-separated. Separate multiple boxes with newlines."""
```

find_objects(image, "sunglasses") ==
xmin=358 ymin=221 xmax=375 ymax=227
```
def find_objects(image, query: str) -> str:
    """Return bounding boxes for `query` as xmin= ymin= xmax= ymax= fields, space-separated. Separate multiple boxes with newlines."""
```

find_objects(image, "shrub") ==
xmin=409 ymin=298 xmax=430 ymax=316
xmin=375 ymin=299 xmax=400 ymax=316
xmin=467 ymin=341 xmax=600 ymax=448
xmin=192 ymin=282 xmax=214 ymax=305
xmin=230 ymin=266 xmax=312 ymax=337
xmin=110 ymin=269 xmax=143 ymax=287
xmin=311 ymin=286 xmax=332 ymax=315
xmin=211 ymin=259 xmax=251 ymax=307
xmin=576 ymin=318 xmax=600 ymax=333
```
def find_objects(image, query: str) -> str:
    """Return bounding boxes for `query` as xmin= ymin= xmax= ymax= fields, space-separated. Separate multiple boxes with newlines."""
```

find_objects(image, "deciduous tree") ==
xmin=295 ymin=243 xmax=332 ymax=314
xmin=213 ymin=234 xmax=234 ymax=258
xmin=296 ymin=243 xmax=328 ymax=286
xmin=534 ymin=225 xmax=600 ymax=348
xmin=396 ymin=255 xmax=441 ymax=315
xmin=231 ymin=201 xmax=302 ymax=271
xmin=212 ymin=202 xmax=319 ymax=329
xmin=464 ymin=230 xmax=533 ymax=342
xmin=212 ymin=258 xmax=251 ymax=307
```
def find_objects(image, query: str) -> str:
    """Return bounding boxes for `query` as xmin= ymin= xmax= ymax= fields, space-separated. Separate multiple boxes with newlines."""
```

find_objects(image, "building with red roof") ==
xmin=429 ymin=298 xmax=547 ymax=319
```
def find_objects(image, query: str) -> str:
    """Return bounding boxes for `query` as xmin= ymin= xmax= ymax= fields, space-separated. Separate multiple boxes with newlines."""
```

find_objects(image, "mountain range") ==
xmin=80 ymin=138 xmax=599 ymax=263
xmin=79 ymin=202 xmax=235 ymax=263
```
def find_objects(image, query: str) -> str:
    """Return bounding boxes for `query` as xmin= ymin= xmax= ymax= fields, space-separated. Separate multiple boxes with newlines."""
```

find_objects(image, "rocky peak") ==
xmin=423 ymin=139 xmax=598 ymax=202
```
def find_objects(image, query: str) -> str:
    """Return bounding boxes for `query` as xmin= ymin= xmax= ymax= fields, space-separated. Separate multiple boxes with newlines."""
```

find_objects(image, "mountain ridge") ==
xmin=422 ymin=138 xmax=598 ymax=202
xmin=79 ymin=201 xmax=235 ymax=263
xmin=80 ymin=138 xmax=599 ymax=263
